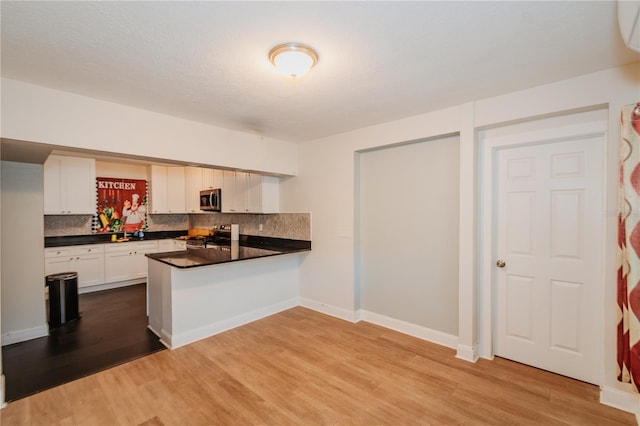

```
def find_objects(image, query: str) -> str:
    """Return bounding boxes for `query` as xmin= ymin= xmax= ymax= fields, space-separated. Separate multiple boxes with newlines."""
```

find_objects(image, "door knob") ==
xmin=496 ymin=260 xmax=506 ymax=268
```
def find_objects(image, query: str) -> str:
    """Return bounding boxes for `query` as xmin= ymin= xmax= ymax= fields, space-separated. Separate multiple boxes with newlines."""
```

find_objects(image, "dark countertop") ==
xmin=146 ymin=238 xmax=311 ymax=269
xmin=45 ymin=230 xmax=188 ymax=247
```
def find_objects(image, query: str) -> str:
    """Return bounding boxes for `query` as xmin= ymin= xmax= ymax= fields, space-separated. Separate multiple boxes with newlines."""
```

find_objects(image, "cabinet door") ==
xmin=64 ymin=157 xmax=96 ymax=214
xmin=247 ymin=173 xmax=263 ymax=213
xmin=235 ymin=172 xmax=249 ymax=213
xmin=167 ymin=167 xmax=186 ymax=213
xmin=45 ymin=256 xmax=73 ymax=276
xmin=44 ymin=156 xmax=65 ymax=214
xmin=158 ymin=239 xmax=186 ymax=252
xmin=246 ymin=175 xmax=279 ymax=213
xmin=44 ymin=155 xmax=96 ymax=214
xmin=261 ymin=176 xmax=280 ymax=213
xmin=104 ymin=251 xmax=134 ymax=283
xmin=157 ymin=239 xmax=174 ymax=252
xmin=222 ymin=171 xmax=249 ymax=213
xmin=213 ymin=169 xmax=224 ymax=189
xmin=222 ymin=170 xmax=237 ymax=212
xmin=202 ymin=168 xmax=215 ymax=190
xmin=74 ymin=254 xmax=105 ymax=287
xmin=149 ymin=165 xmax=168 ymax=213
xmin=132 ymin=248 xmax=157 ymax=279
xmin=184 ymin=167 xmax=202 ymax=213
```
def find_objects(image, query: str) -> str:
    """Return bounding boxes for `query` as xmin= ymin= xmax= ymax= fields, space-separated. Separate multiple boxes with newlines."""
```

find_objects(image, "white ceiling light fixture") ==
xmin=269 ymin=43 xmax=318 ymax=78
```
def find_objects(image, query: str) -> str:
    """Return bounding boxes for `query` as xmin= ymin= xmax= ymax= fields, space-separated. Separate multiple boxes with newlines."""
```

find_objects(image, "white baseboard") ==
xmin=165 ymin=298 xmax=299 ymax=349
xmin=298 ymin=297 xmax=359 ymax=323
xmin=1 ymin=324 xmax=48 ymax=346
xmin=78 ymin=278 xmax=145 ymax=294
xmin=600 ymin=385 xmax=640 ymax=415
xmin=357 ymin=310 xmax=458 ymax=350
xmin=0 ymin=374 xmax=6 ymax=409
xmin=455 ymin=344 xmax=479 ymax=363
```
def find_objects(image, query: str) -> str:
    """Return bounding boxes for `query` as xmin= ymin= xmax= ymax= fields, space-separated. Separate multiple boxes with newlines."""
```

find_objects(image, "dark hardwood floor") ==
xmin=2 ymin=283 xmax=165 ymax=402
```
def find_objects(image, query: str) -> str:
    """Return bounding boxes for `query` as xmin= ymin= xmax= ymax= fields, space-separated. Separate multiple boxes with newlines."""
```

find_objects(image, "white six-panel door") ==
xmin=494 ymin=134 xmax=603 ymax=384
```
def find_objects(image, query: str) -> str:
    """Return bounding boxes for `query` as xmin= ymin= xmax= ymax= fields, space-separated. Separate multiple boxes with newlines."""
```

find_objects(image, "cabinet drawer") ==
xmin=75 ymin=245 xmax=104 ymax=255
xmin=45 ymin=247 xmax=74 ymax=258
xmin=105 ymin=241 xmax=158 ymax=253
xmin=45 ymin=244 xmax=104 ymax=257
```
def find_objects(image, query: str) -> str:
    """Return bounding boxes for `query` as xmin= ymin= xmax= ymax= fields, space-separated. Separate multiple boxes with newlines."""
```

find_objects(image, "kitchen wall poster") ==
xmin=95 ymin=177 xmax=148 ymax=234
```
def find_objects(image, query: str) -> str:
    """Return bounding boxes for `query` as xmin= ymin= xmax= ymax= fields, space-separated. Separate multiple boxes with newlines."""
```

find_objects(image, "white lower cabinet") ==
xmin=104 ymin=241 xmax=159 ymax=283
xmin=44 ymin=245 xmax=105 ymax=288
xmin=45 ymin=239 xmax=180 ymax=291
xmin=157 ymin=239 xmax=186 ymax=252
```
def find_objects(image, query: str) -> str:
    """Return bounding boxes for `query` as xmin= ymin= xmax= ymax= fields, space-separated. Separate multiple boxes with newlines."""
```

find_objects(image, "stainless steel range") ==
xmin=184 ymin=224 xmax=233 ymax=249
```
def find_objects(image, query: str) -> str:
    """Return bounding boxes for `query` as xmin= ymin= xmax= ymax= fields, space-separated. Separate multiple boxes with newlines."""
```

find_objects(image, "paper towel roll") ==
xmin=231 ymin=224 xmax=239 ymax=240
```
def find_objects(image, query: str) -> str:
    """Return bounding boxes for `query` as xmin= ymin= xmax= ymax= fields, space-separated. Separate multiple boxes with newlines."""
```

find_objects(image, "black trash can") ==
xmin=45 ymin=272 xmax=80 ymax=327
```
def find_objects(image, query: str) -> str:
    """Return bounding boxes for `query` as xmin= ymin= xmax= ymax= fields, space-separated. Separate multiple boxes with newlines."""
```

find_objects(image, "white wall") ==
xmin=281 ymin=62 xmax=640 ymax=409
xmin=0 ymin=161 xmax=48 ymax=345
xmin=283 ymin=105 xmax=467 ymax=321
xmin=1 ymin=78 xmax=298 ymax=177
xmin=358 ymin=135 xmax=460 ymax=335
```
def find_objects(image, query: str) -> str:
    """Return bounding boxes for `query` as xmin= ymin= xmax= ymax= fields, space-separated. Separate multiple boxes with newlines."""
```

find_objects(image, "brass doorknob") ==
xmin=496 ymin=260 xmax=506 ymax=268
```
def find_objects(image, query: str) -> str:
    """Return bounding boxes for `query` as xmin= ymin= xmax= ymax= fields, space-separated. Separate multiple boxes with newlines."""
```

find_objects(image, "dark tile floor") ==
xmin=2 ymin=284 xmax=165 ymax=402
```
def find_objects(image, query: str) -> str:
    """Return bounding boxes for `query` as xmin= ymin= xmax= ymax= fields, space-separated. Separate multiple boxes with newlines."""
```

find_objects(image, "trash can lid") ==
xmin=46 ymin=272 xmax=78 ymax=280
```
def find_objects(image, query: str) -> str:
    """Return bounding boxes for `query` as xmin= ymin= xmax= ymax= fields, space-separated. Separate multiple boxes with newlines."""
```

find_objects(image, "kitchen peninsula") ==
xmin=146 ymin=236 xmax=310 ymax=349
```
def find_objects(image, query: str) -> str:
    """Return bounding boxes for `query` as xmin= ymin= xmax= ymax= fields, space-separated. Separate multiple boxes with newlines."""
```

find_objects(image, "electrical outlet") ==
xmin=258 ymin=224 xmax=263 ymax=231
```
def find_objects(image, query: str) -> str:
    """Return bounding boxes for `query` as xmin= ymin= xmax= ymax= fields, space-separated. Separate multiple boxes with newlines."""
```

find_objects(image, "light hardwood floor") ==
xmin=1 ymin=307 xmax=634 ymax=425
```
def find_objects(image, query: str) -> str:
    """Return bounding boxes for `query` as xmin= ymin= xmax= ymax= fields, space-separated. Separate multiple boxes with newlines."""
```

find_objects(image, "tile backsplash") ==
xmin=44 ymin=215 xmax=94 ymax=236
xmin=45 ymin=213 xmax=311 ymax=241
xmin=190 ymin=213 xmax=311 ymax=240
xmin=147 ymin=214 xmax=189 ymax=231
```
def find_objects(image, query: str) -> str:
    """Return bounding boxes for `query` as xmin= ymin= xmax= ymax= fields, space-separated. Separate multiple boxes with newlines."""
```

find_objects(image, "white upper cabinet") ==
xmin=202 ymin=168 xmax=224 ymax=190
xmin=222 ymin=170 xmax=242 ymax=213
xmin=44 ymin=155 xmax=96 ymax=215
xmin=167 ymin=167 xmax=186 ymax=213
xmin=222 ymin=170 xmax=279 ymax=213
xmin=247 ymin=174 xmax=279 ymax=213
xmin=149 ymin=165 xmax=186 ymax=214
xmin=185 ymin=167 xmax=223 ymax=212
xmin=184 ymin=167 xmax=202 ymax=213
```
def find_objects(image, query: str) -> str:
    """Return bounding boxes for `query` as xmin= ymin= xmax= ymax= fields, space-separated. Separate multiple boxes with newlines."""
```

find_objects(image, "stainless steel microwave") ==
xmin=199 ymin=188 xmax=221 ymax=212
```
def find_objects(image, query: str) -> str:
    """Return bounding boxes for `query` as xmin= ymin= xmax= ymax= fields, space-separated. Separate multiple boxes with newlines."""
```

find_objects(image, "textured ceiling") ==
xmin=1 ymin=1 xmax=638 ymax=143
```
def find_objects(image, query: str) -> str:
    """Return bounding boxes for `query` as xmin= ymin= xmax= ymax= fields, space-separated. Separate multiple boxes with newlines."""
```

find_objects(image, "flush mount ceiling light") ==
xmin=269 ymin=43 xmax=318 ymax=78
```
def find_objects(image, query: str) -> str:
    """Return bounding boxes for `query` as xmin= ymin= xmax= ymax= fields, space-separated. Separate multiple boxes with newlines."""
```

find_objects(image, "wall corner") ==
xmin=600 ymin=385 xmax=640 ymax=415
xmin=455 ymin=343 xmax=479 ymax=363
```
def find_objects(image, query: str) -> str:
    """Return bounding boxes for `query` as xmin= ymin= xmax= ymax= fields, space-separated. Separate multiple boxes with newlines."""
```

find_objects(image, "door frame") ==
xmin=478 ymin=109 xmax=608 ymax=384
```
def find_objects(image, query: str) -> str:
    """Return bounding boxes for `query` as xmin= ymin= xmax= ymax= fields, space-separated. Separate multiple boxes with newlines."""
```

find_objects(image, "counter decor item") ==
xmin=95 ymin=177 xmax=148 ymax=234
